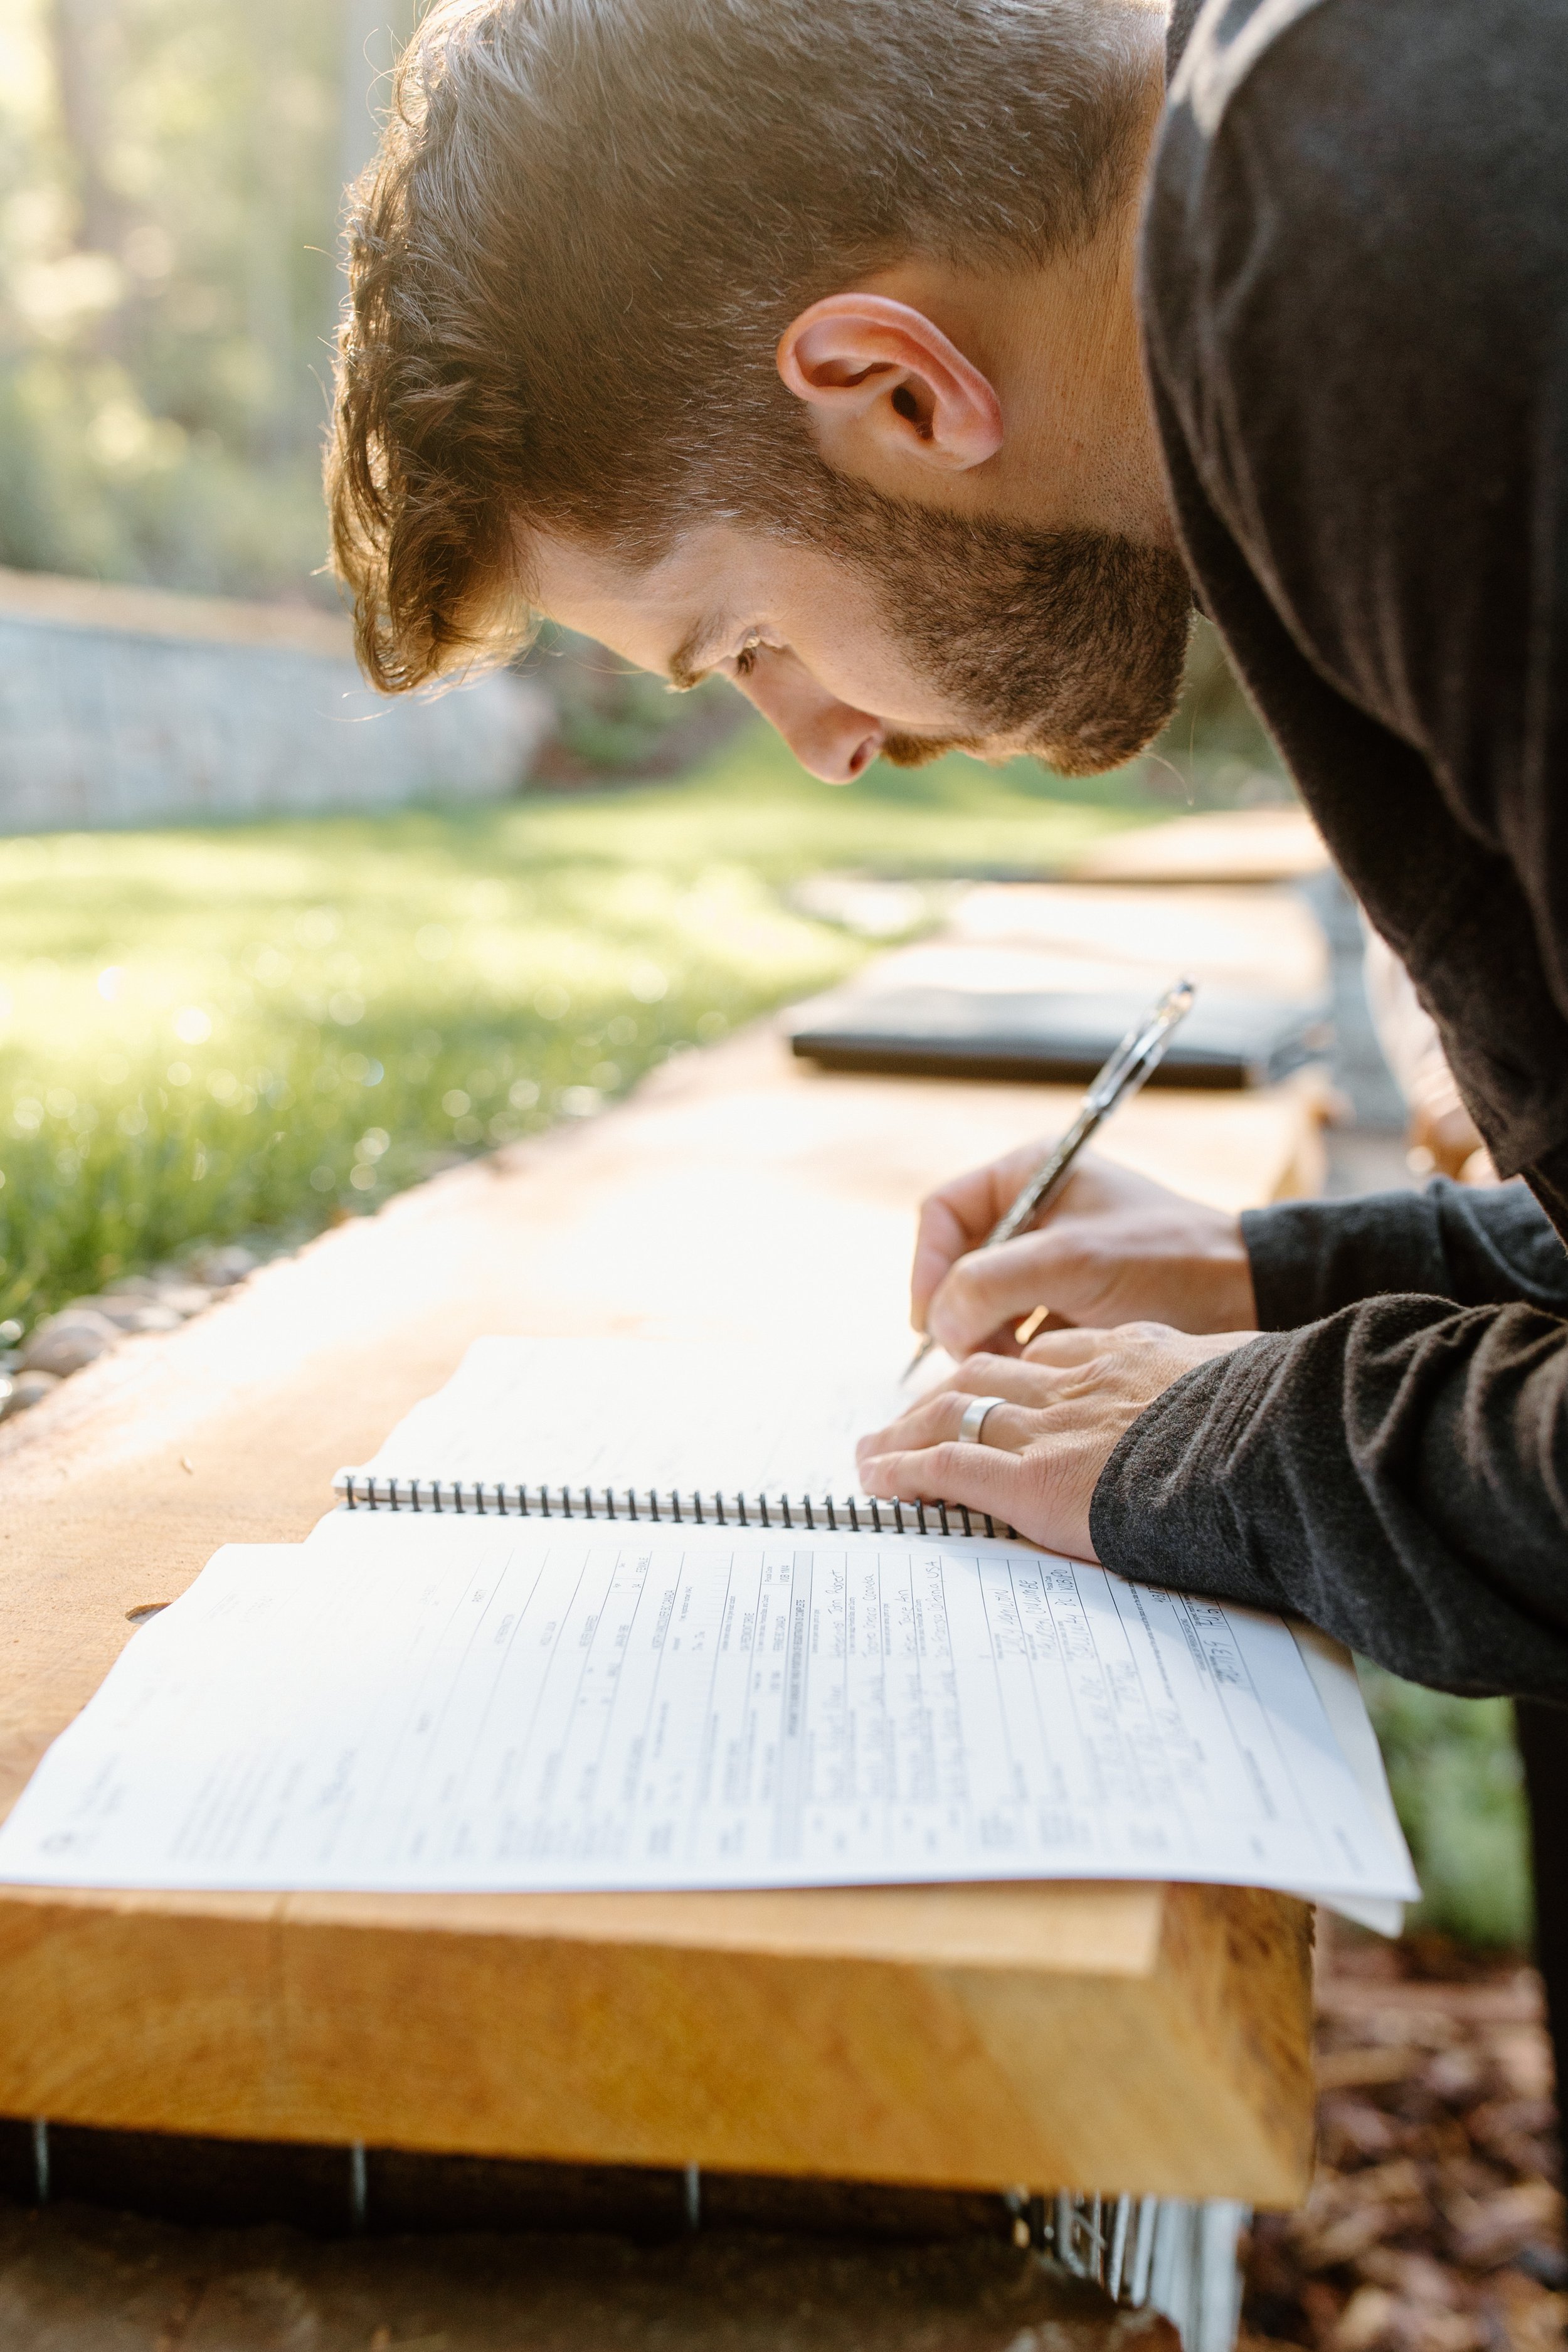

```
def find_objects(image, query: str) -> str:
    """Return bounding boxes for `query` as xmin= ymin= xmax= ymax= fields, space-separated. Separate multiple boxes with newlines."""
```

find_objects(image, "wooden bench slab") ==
xmin=0 ymin=1025 xmax=1322 ymax=2204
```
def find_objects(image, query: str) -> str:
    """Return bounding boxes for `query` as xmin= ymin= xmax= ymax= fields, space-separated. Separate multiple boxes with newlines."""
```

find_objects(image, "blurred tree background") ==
xmin=0 ymin=0 xmax=1291 ymax=795
xmin=0 ymin=0 xmax=413 ymax=601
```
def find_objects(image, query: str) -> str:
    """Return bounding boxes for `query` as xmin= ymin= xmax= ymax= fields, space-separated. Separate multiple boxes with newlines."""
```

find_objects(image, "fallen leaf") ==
xmin=1444 ymin=2183 xmax=1564 ymax=2270
xmin=1327 ymin=2283 xmax=1395 ymax=2351
xmin=1319 ymin=2049 xmax=1428 ymax=2092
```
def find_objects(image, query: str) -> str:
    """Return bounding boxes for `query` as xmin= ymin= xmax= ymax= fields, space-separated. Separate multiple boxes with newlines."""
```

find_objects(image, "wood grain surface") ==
xmin=0 ymin=1020 xmax=1323 ymax=2201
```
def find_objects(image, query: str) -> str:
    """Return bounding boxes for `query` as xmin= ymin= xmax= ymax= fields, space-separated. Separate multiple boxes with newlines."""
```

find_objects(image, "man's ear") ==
xmin=776 ymin=294 xmax=1003 ymax=477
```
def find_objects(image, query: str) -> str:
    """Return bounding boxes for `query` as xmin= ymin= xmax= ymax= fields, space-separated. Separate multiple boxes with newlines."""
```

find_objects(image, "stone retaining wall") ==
xmin=0 ymin=568 xmax=551 ymax=830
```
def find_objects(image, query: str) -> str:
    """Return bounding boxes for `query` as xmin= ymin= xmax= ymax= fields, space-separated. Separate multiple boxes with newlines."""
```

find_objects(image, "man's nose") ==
xmin=736 ymin=657 xmax=884 ymax=785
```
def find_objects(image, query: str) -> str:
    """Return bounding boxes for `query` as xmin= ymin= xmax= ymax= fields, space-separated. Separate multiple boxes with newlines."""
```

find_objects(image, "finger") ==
xmin=859 ymin=1438 xmax=1028 ymax=1525
xmin=909 ymin=1193 xmax=977 ymax=1333
xmin=1020 ymin=1325 xmax=1115 ymax=1367
xmin=951 ymin=1349 xmax=1061 ymax=1394
xmin=1024 ymin=1320 xmax=1183 ymax=1367
xmin=857 ymin=1392 xmax=951 ymax=1463
xmin=926 ymin=1229 xmax=1082 ymax=1359
xmin=909 ymin=1144 xmax=1057 ymax=1330
xmin=861 ymin=1391 xmax=1039 ymax=1464
xmin=857 ymin=1355 xmax=1059 ymax=1464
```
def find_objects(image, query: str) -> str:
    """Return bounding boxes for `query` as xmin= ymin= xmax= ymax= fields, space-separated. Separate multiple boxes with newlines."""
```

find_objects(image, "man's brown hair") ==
xmin=327 ymin=0 xmax=1166 ymax=693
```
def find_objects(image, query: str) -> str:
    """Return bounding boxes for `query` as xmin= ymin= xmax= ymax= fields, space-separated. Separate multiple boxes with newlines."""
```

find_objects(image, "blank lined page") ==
xmin=0 ymin=1512 xmax=1418 ymax=1906
xmin=346 ymin=1335 xmax=923 ymax=1499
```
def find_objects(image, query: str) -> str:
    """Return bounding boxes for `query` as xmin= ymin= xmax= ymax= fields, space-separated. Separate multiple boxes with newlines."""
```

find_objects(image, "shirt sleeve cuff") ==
xmin=1240 ymin=1189 xmax=1449 ymax=1328
xmin=1088 ymin=1338 xmax=1288 ymax=1611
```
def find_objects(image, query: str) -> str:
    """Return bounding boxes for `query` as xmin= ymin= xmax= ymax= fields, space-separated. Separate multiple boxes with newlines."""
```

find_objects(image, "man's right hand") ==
xmin=911 ymin=1148 xmax=1259 ymax=1361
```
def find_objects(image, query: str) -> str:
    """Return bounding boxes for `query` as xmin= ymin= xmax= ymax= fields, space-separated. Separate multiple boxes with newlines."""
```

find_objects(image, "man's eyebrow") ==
xmin=665 ymin=617 xmax=723 ymax=692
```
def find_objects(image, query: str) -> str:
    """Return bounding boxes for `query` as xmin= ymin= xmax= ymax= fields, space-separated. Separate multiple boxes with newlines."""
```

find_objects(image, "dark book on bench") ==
xmin=786 ymin=986 xmax=1330 ymax=1089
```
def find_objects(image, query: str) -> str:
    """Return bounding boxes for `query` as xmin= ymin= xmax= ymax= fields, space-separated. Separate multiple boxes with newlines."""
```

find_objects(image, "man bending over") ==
xmin=327 ymin=0 xmax=1567 ymax=2064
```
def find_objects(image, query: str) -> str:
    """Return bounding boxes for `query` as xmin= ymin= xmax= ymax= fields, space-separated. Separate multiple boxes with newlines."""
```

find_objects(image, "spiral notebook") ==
xmin=333 ymin=1334 xmax=1013 ymax=1537
xmin=0 ymin=1332 xmax=1418 ymax=1917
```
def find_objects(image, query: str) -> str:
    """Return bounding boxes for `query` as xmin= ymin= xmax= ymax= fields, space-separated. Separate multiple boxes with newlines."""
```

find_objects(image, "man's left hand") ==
xmin=857 ymin=1323 xmax=1258 ymax=1557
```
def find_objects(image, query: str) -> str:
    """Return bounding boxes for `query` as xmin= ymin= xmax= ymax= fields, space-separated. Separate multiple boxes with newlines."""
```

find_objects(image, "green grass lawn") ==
xmin=1359 ymin=1669 xmax=1533 ymax=1949
xmin=0 ymin=725 xmax=1155 ymax=1328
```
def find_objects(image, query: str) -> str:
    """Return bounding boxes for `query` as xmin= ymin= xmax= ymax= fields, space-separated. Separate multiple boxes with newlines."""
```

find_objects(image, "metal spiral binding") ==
xmin=331 ymin=1470 xmax=1012 ymax=1542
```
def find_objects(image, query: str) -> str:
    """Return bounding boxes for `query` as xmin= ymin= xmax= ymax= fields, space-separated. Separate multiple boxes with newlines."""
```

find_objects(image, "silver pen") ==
xmin=902 ymin=977 xmax=1198 ymax=1380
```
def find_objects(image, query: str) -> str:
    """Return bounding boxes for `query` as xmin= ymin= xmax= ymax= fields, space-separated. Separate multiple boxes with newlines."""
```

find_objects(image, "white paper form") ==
xmin=342 ymin=1336 xmax=928 ymax=1500
xmin=0 ymin=1514 xmax=1417 ymax=1903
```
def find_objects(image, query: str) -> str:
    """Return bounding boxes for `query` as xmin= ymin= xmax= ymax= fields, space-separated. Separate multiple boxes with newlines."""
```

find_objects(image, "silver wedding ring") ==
xmin=957 ymin=1394 xmax=1008 ymax=1446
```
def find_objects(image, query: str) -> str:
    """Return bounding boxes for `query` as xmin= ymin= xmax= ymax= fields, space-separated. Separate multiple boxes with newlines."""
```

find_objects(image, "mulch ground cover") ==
xmin=1242 ymin=1929 xmax=1565 ymax=2352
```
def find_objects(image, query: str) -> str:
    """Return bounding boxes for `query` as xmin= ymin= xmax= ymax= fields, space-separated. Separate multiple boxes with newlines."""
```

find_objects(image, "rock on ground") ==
xmin=19 ymin=1307 xmax=121 ymax=1377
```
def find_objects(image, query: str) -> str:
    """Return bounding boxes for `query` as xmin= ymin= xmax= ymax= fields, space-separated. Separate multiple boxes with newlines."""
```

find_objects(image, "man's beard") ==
xmin=805 ymin=480 xmax=1194 ymax=776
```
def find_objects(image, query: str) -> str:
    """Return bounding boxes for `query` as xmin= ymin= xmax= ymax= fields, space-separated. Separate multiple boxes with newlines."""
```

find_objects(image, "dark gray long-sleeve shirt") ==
xmin=1089 ymin=0 xmax=1568 ymax=1699
xmin=1093 ymin=1185 xmax=1568 ymax=1697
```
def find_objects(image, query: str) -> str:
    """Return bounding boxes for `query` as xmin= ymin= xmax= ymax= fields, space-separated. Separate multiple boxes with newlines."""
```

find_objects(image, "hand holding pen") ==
xmin=903 ymin=979 xmax=1198 ymax=1379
